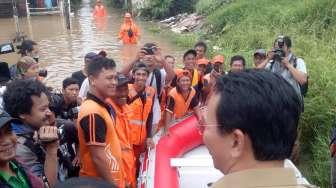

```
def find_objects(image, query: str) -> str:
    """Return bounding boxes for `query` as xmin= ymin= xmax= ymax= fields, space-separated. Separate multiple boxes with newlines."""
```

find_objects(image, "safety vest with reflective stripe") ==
xmin=77 ymin=99 xmax=124 ymax=187
xmin=106 ymin=99 xmax=136 ymax=188
xmin=168 ymin=87 xmax=196 ymax=119
xmin=128 ymin=84 xmax=155 ymax=146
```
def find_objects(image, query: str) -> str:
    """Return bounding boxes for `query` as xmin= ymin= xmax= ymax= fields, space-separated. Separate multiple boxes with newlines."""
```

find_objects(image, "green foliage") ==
xmin=150 ymin=0 xmax=335 ymax=187
xmin=141 ymin=0 xmax=197 ymax=19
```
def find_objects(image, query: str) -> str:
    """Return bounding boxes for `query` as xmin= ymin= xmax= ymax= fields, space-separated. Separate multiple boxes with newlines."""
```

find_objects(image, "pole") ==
xmin=11 ymin=0 xmax=25 ymax=43
xmin=64 ymin=0 xmax=70 ymax=29
xmin=25 ymin=0 xmax=30 ymax=17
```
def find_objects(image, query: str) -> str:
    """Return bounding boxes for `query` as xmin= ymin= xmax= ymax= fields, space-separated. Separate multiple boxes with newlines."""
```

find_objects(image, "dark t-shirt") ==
xmin=71 ymin=71 xmax=86 ymax=87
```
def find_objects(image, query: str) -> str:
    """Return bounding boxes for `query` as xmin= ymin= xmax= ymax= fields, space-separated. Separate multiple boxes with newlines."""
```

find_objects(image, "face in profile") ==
xmin=20 ymin=92 xmax=52 ymax=129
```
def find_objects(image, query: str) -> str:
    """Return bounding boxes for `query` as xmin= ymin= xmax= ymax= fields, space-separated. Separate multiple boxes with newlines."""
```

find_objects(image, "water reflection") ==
xmin=0 ymin=0 xmax=183 ymax=89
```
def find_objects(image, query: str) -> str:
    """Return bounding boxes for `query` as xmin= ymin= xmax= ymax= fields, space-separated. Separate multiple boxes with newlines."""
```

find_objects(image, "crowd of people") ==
xmin=0 ymin=13 xmax=311 ymax=187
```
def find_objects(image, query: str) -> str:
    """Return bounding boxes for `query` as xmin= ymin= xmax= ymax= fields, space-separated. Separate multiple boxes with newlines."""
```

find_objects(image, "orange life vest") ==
xmin=118 ymin=20 xmax=140 ymax=45
xmin=93 ymin=5 xmax=107 ymax=17
xmin=168 ymin=87 xmax=196 ymax=119
xmin=127 ymin=84 xmax=155 ymax=146
xmin=106 ymin=99 xmax=136 ymax=188
xmin=77 ymin=99 xmax=125 ymax=187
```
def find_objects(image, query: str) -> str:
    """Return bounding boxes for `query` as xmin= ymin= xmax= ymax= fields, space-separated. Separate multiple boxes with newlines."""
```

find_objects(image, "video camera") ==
xmin=61 ymin=106 xmax=80 ymax=120
xmin=0 ymin=43 xmax=15 ymax=55
xmin=272 ymin=36 xmax=286 ymax=62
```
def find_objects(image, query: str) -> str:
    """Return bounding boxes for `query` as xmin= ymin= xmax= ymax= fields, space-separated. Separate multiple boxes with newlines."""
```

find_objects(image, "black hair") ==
xmin=17 ymin=40 xmax=37 ymax=56
xmin=98 ymin=50 xmax=107 ymax=57
xmin=230 ymin=55 xmax=246 ymax=66
xmin=194 ymin=41 xmax=207 ymax=52
xmin=214 ymin=69 xmax=301 ymax=161
xmin=62 ymin=77 xmax=79 ymax=89
xmin=132 ymin=62 xmax=150 ymax=74
xmin=283 ymin=36 xmax=292 ymax=48
xmin=164 ymin=55 xmax=175 ymax=60
xmin=3 ymin=79 xmax=50 ymax=118
xmin=87 ymin=56 xmax=116 ymax=77
xmin=54 ymin=177 xmax=117 ymax=188
xmin=183 ymin=49 xmax=197 ymax=60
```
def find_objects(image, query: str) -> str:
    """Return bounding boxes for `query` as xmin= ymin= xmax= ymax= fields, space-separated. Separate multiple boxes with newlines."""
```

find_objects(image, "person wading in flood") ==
xmin=93 ymin=0 xmax=107 ymax=17
xmin=118 ymin=13 xmax=140 ymax=45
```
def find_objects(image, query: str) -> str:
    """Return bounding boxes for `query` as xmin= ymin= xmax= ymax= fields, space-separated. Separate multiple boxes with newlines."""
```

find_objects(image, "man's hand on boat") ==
xmin=146 ymin=138 xmax=155 ymax=149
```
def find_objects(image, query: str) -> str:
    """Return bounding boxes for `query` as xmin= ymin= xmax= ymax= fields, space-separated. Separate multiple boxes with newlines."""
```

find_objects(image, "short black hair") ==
xmin=17 ymin=40 xmax=37 ymax=56
xmin=132 ymin=62 xmax=150 ymax=74
xmin=87 ymin=56 xmax=116 ymax=77
xmin=230 ymin=55 xmax=246 ymax=67
xmin=194 ymin=41 xmax=207 ymax=52
xmin=54 ymin=177 xmax=117 ymax=188
xmin=164 ymin=55 xmax=175 ymax=60
xmin=283 ymin=36 xmax=292 ymax=48
xmin=3 ymin=79 xmax=50 ymax=118
xmin=183 ymin=49 xmax=197 ymax=60
xmin=62 ymin=77 xmax=79 ymax=89
xmin=214 ymin=69 xmax=301 ymax=161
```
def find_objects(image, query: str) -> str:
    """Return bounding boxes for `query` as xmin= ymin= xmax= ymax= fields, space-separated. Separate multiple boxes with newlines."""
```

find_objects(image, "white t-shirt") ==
xmin=79 ymin=78 xmax=90 ymax=100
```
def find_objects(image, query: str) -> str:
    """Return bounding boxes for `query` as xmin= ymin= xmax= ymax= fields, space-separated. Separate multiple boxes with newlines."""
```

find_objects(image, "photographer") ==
xmin=257 ymin=36 xmax=308 ymax=100
xmin=51 ymin=77 xmax=80 ymax=120
xmin=3 ymin=79 xmax=59 ymax=187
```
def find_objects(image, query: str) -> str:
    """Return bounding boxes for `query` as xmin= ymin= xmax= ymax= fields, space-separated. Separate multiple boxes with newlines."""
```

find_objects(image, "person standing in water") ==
xmin=118 ymin=13 xmax=140 ymax=45
xmin=93 ymin=0 xmax=107 ymax=17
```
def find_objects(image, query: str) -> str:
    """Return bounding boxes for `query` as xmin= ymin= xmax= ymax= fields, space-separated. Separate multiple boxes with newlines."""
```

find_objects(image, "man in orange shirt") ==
xmin=93 ymin=0 xmax=107 ymax=17
xmin=118 ymin=13 xmax=140 ymax=45
xmin=77 ymin=56 xmax=125 ymax=187
xmin=106 ymin=74 xmax=136 ymax=188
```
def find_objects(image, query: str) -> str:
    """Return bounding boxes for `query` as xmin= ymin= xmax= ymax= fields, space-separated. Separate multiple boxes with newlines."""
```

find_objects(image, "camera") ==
xmin=142 ymin=46 xmax=156 ymax=55
xmin=272 ymin=48 xmax=285 ymax=62
xmin=38 ymin=69 xmax=48 ymax=77
xmin=272 ymin=36 xmax=286 ymax=62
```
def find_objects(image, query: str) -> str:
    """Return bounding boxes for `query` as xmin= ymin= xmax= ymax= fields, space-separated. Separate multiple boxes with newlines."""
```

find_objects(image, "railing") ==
xmin=25 ymin=0 xmax=70 ymax=16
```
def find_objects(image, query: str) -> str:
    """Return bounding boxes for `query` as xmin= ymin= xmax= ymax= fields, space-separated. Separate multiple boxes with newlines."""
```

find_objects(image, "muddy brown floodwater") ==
xmin=0 ymin=0 xmax=184 ymax=89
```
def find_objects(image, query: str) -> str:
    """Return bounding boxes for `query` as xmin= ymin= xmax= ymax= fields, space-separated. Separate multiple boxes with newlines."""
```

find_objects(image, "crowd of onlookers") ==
xmin=0 ymin=34 xmax=310 ymax=187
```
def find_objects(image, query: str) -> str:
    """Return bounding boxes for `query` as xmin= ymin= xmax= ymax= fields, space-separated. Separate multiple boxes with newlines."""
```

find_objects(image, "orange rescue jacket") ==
xmin=118 ymin=19 xmax=140 ymax=45
xmin=167 ymin=87 xmax=196 ymax=119
xmin=77 ymin=99 xmax=124 ymax=187
xmin=106 ymin=99 xmax=136 ymax=188
xmin=127 ymin=84 xmax=155 ymax=146
xmin=93 ymin=5 xmax=107 ymax=17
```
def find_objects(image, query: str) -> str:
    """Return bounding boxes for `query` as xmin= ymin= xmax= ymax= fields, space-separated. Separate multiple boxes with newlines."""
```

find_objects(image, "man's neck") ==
xmin=134 ymin=84 xmax=145 ymax=92
xmin=227 ymin=159 xmax=284 ymax=174
xmin=0 ymin=161 xmax=14 ymax=176
xmin=90 ymin=89 xmax=106 ymax=103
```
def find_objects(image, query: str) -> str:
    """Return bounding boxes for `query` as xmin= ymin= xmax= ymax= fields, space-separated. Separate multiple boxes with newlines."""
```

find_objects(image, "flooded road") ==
xmin=0 ymin=0 xmax=184 ymax=88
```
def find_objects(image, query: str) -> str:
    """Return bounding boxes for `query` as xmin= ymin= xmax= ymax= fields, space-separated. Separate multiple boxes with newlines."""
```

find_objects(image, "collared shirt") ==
xmin=0 ymin=161 xmax=30 ymax=188
xmin=211 ymin=168 xmax=312 ymax=188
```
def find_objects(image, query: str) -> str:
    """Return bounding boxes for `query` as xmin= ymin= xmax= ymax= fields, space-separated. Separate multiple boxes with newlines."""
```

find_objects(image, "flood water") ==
xmin=0 ymin=0 xmax=183 ymax=88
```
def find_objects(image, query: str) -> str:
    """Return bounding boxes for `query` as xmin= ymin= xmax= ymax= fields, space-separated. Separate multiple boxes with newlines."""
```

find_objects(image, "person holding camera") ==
xmin=257 ymin=36 xmax=308 ymax=100
xmin=118 ymin=13 xmax=140 ymax=45
xmin=51 ymin=77 xmax=81 ymax=120
xmin=3 ymin=79 xmax=59 ymax=188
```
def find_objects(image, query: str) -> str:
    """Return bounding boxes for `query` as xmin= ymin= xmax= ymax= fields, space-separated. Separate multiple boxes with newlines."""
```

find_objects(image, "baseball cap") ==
xmin=212 ymin=55 xmax=225 ymax=64
xmin=253 ymin=49 xmax=266 ymax=57
xmin=197 ymin=58 xmax=209 ymax=65
xmin=84 ymin=52 xmax=98 ymax=60
xmin=176 ymin=69 xmax=192 ymax=81
xmin=116 ymin=73 xmax=129 ymax=87
xmin=0 ymin=112 xmax=20 ymax=129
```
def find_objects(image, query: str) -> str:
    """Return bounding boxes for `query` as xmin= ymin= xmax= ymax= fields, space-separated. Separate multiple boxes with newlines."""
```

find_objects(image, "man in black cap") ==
xmin=71 ymin=52 xmax=98 ymax=87
xmin=0 ymin=112 xmax=44 ymax=188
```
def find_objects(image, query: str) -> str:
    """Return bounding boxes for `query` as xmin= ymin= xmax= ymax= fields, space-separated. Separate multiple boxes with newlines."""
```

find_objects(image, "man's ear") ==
xmin=230 ymin=129 xmax=246 ymax=159
xmin=19 ymin=114 xmax=27 ymax=121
